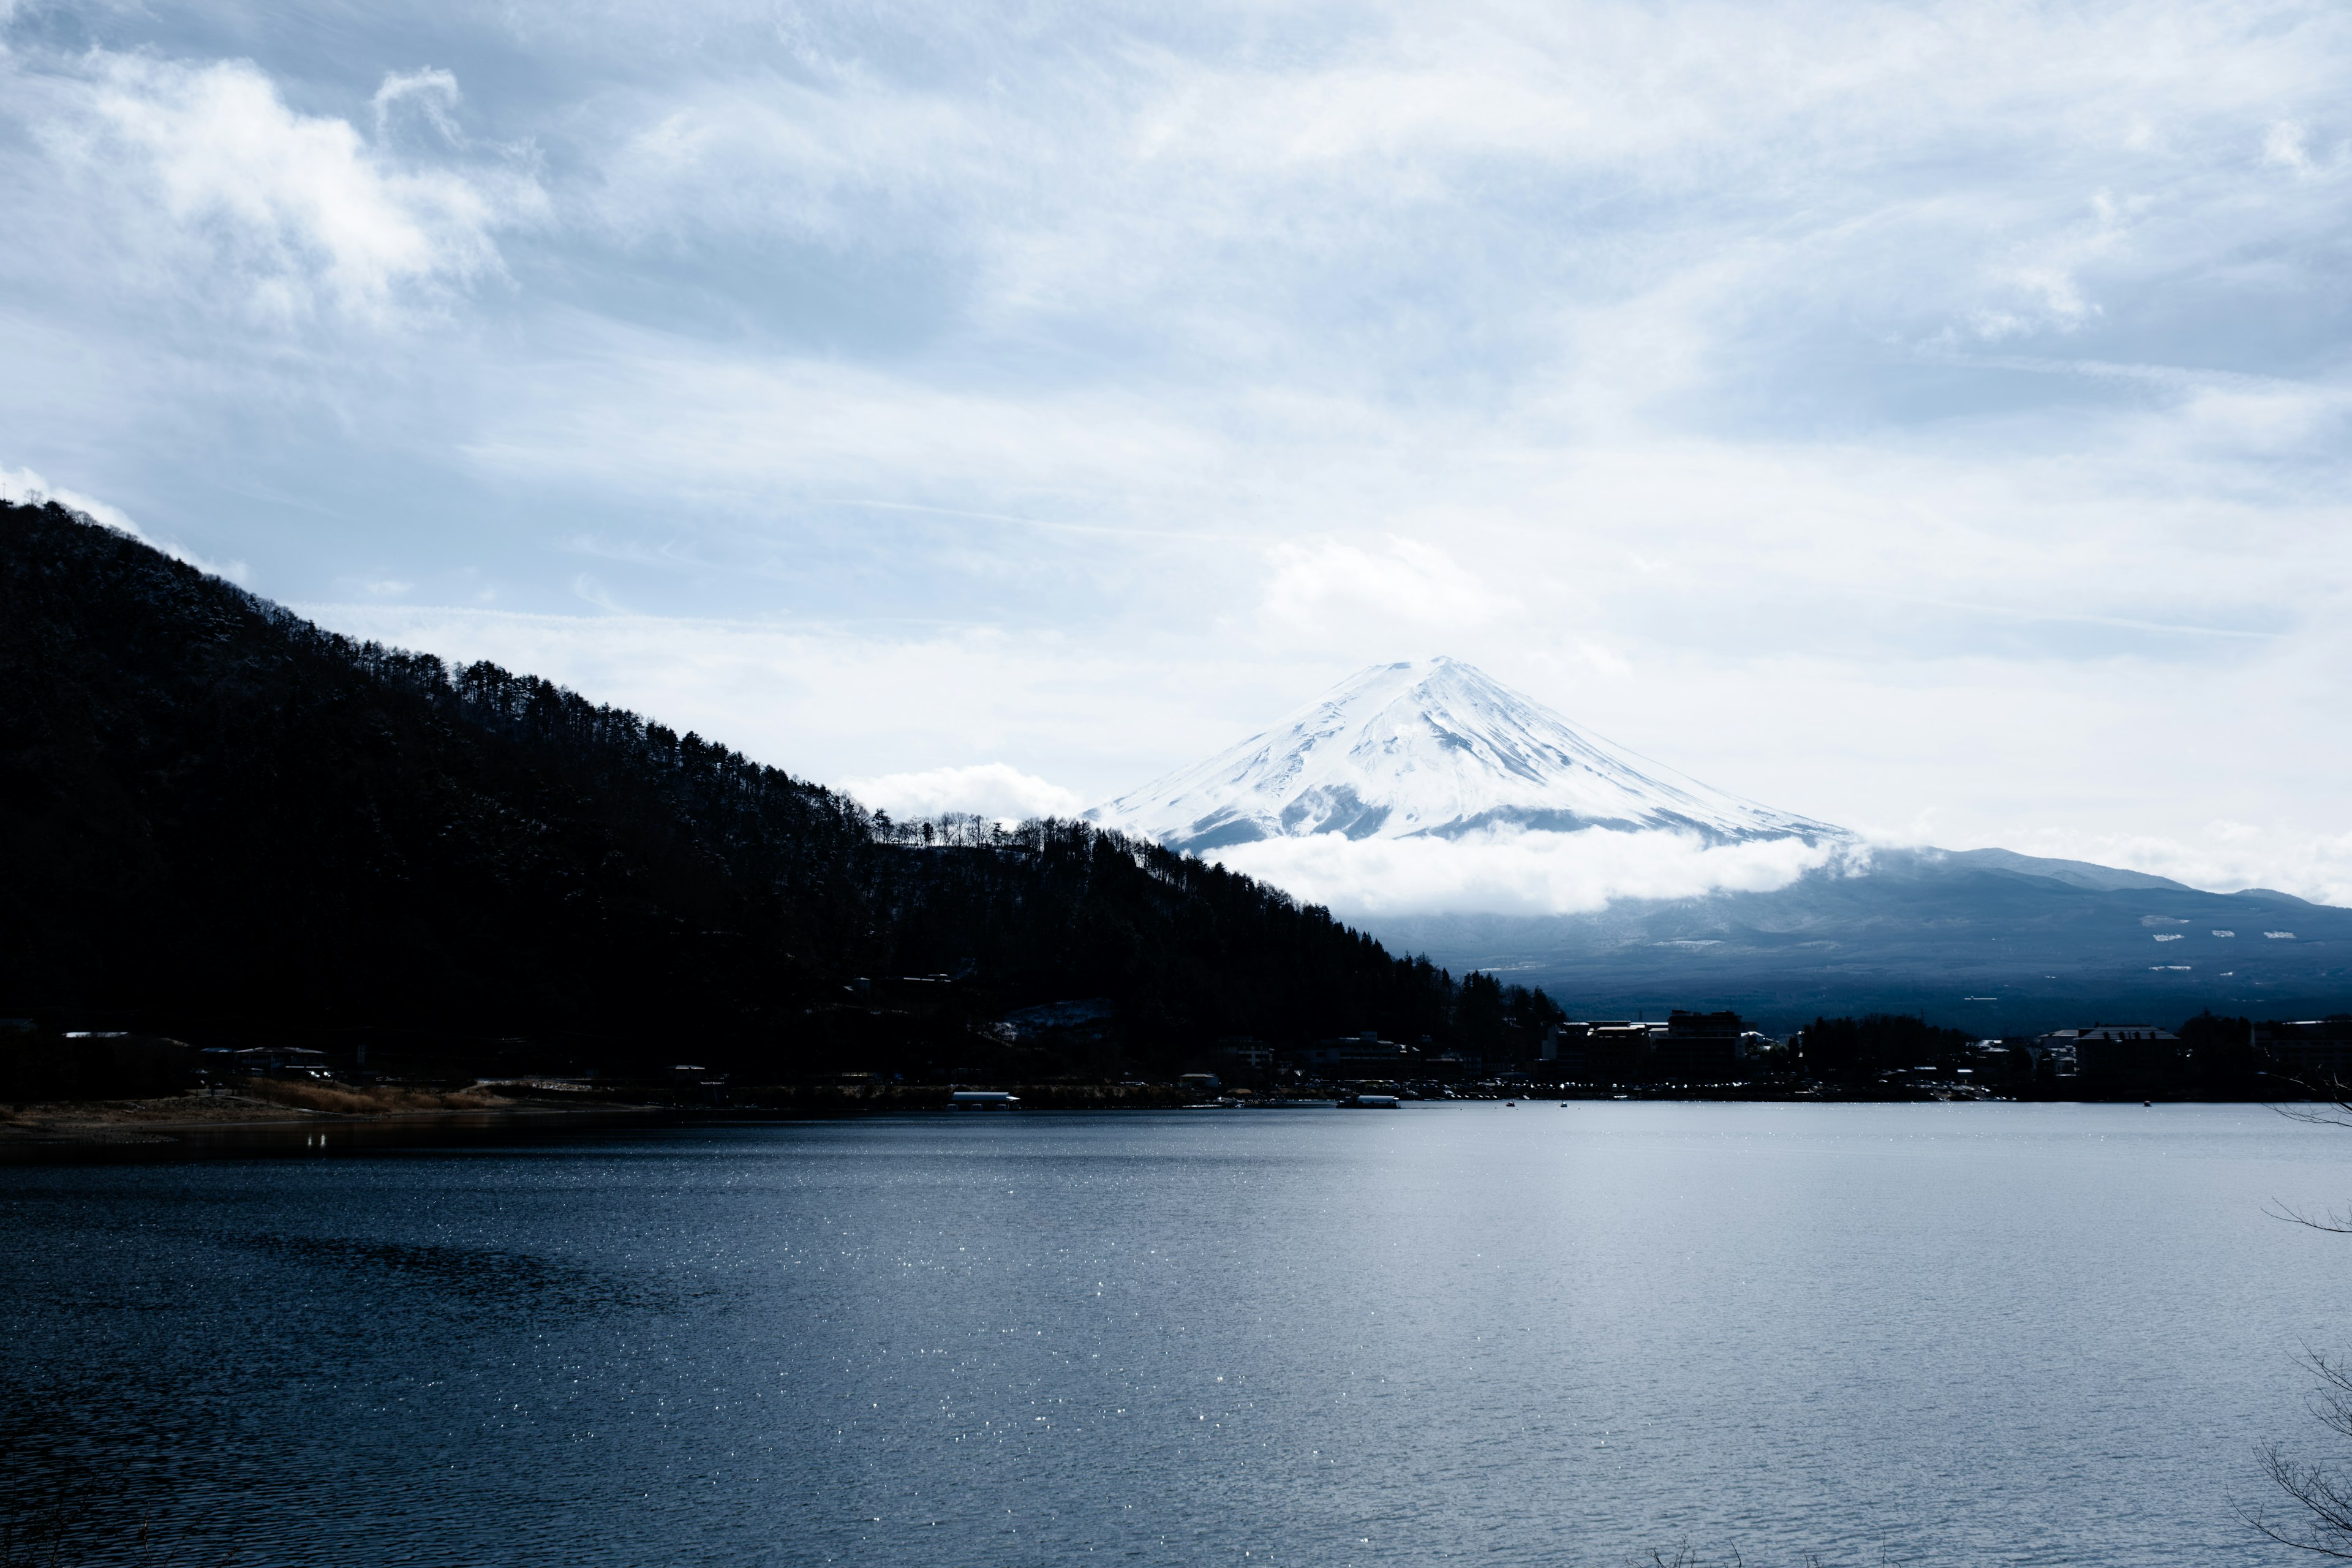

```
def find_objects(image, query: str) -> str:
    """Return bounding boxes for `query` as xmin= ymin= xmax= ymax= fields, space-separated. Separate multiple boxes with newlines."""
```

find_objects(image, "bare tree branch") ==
xmin=2266 ymin=1200 xmax=2352 ymax=1235
xmin=2267 ymin=1077 xmax=2352 ymax=1128
xmin=2242 ymin=1441 xmax=2352 ymax=1558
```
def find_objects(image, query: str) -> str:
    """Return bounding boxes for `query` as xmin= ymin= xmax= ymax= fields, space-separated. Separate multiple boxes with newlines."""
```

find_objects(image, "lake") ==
xmin=7 ymin=1102 xmax=2351 ymax=1566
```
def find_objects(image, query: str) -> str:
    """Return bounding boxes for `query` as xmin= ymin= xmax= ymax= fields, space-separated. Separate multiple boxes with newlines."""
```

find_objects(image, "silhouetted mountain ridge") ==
xmin=0 ymin=500 xmax=1455 ymax=1076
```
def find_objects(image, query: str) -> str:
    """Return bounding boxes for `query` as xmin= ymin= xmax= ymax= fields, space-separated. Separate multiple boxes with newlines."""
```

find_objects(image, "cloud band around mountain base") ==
xmin=1208 ymin=825 xmax=1849 ymax=918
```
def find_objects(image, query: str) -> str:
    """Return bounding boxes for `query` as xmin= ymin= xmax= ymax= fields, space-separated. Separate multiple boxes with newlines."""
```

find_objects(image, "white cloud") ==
xmin=1212 ymin=827 xmax=1844 ymax=917
xmin=1260 ymin=537 xmax=1508 ymax=640
xmin=2264 ymin=120 xmax=2313 ymax=173
xmin=838 ymin=763 xmax=1084 ymax=821
xmin=372 ymin=68 xmax=466 ymax=147
xmin=16 ymin=53 xmax=540 ymax=325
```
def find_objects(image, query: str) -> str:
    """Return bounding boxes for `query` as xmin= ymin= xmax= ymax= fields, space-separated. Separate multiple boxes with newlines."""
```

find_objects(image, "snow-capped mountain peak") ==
xmin=1085 ymin=657 xmax=1845 ymax=852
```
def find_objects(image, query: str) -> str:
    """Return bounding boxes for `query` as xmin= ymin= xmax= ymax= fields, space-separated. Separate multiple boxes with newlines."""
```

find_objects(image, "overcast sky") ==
xmin=5 ymin=0 xmax=2350 ymax=903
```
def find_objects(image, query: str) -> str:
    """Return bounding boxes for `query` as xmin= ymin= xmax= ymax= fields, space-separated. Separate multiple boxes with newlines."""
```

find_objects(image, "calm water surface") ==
xmin=8 ymin=1103 xmax=2352 ymax=1566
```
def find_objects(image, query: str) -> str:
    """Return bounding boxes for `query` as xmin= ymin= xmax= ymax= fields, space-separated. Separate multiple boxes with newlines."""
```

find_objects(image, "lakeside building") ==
xmin=228 ymin=1046 xmax=333 ymax=1079
xmin=1219 ymin=1041 xmax=1275 ymax=1074
xmin=1652 ymin=1010 xmax=1742 ymax=1083
xmin=1544 ymin=1022 xmax=1586 ymax=1075
xmin=1543 ymin=1015 xmax=1742 ymax=1086
xmin=1971 ymin=1038 xmax=2068 ymax=1087
xmin=2255 ymin=1017 xmax=2352 ymax=1086
xmin=1292 ymin=1033 xmax=1415 ymax=1075
xmin=1419 ymin=1050 xmax=1482 ymax=1083
xmin=2057 ymin=1025 xmax=2179 ymax=1088
xmin=1577 ymin=1022 xmax=1656 ymax=1084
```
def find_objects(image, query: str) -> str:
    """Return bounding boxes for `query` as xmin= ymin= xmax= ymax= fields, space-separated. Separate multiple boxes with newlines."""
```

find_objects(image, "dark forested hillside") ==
xmin=0 ymin=500 xmax=1454 ymax=1078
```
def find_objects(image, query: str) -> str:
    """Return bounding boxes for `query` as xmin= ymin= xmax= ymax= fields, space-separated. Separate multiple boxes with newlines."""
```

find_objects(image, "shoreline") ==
xmin=0 ymin=1094 xmax=682 ymax=1163
xmin=1 ymin=1085 xmax=2304 ymax=1165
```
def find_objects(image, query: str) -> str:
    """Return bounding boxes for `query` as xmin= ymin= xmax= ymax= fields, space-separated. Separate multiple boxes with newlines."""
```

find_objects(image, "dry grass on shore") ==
xmin=244 ymin=1077 xmax=508 ymax=1115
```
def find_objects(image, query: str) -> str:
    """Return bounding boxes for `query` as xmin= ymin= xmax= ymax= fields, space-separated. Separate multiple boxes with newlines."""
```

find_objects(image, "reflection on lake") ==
xmin=6 ymin=1104 xmax=2350 ymax=1565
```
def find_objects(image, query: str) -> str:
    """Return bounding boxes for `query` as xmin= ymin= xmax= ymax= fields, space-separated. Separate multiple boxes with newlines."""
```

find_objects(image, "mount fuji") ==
xmin=1087 ymin=657 xmax=1845 ymax=853
xmin=1087 ymin=659 xmax=2352 ymax=1031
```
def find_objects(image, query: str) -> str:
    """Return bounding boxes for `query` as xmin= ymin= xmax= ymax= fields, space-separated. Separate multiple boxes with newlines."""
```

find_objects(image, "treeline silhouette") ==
xmin=0 ymin=500 xmax=1458 ymax=1079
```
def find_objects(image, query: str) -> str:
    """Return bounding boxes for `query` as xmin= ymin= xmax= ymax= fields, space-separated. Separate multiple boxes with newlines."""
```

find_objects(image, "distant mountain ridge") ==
xmin=1937 ymin=846 xmax=2191 ymax=894
xmin=1370 ymin=845 xmax=2352 ymax=1033
xmin=1088 ymin=657 xmax=1844 ymax=851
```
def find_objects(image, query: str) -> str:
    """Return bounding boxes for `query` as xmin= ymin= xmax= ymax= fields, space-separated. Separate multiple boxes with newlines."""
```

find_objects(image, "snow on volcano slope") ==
xmin=1086 ymin=657 xmax=1847 ymax=853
